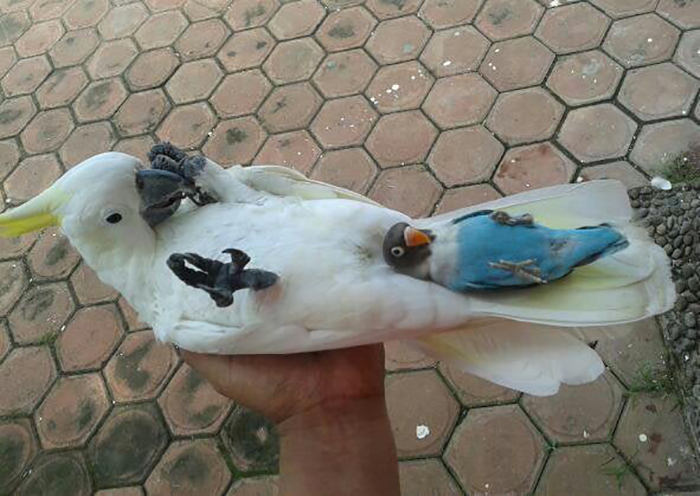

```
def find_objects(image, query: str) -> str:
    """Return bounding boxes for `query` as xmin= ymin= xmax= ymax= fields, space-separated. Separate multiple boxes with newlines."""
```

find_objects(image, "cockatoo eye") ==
xmin=391 ymin=246 xmax=405 ymax=257
xmin=106 ymin=213 xmax=123 ymax=224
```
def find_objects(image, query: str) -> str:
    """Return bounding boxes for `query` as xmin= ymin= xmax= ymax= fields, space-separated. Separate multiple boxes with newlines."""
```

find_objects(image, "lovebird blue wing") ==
xmin=442 ymin=210 xmax=628 ymax=291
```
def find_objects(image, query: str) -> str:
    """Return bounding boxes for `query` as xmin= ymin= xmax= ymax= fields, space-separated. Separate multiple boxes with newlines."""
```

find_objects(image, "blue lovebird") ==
xmin=383 ymin=210 xmax=629 ymax=292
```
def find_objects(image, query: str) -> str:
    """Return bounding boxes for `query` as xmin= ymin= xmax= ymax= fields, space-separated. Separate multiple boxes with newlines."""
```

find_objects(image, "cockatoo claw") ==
xmin=149 ymin=143 xmax=217 ymax=207
xmin=167 ymin=249 xmax=279 ymax=307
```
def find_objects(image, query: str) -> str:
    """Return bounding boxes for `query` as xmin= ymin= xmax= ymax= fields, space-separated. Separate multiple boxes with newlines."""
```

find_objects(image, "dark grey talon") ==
xmin=490 ymin=211 xmax=534 ymax=227
xmin=148 ymin=142 xmax=188 ymax=164
xmin=167 ymin=249 xmax=279 ymax=307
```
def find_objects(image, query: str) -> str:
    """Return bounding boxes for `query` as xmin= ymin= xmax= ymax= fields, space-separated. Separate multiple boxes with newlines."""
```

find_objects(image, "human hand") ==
xmin=181 ymin=344 xmax=386 ymax=424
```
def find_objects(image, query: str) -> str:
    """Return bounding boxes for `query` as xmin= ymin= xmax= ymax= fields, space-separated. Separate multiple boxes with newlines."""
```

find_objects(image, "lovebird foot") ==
xmin=489 ymin=259 xmax=547 ymax=284
xmin=490 ymin=211 xmax=534 ymax=227
xmin=148 ymin=143 xmax=217 ymax=206
xmin=168 ymin=249 xmax=279 ymax=307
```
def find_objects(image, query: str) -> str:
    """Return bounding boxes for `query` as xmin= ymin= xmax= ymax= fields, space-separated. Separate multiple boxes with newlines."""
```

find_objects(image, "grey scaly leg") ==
xmin=490 ymin=211 xmax=534 ymax=226
xmin=489 ymin=259 xmax=547 ymax=284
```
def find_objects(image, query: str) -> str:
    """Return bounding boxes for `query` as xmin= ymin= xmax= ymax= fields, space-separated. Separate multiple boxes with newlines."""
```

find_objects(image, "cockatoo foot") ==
xmin=489 ymin=259 xmax=547 ymax=284
xmin=490 ymin=211 xmax=534 ymax=227
xmin=148 ymin=143 xmax=217 ymax=207
xmin=167 ymin=249 xmax=279 ymax=307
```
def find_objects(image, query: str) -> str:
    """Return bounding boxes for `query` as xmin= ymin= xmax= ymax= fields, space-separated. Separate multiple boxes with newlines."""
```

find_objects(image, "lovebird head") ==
xmin=383 ymin=222 xmax=435 ymax=271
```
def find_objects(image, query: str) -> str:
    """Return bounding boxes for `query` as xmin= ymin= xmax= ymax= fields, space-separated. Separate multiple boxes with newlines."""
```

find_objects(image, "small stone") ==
xmin=664 ymin=244 xmax=673 ymax=255
xmin=693 ymin=385 xmax=700 ymax=399
xmin=682 ymin=265 xmax=695 ymax=278
xmin=695 ymin=244 xmax=700 ymax=256
xmin=692 ymin=199 xmax=700 ymax=208
xmin=684 ymin=312 xmax=697 ymax=328
xmin=668 ymin=324 xmax=682 ymax=341
xmin=689 ymin=277 xmax=700 ymax=292
xmin=655 ymin=236 xmax=667 ymax=245
xmin=673 ymin=237 xmax=683 ymax=249
xmin=667 ymin=217 xmax=675 ymax=229
xmin=673 ymin=248 xmax=683 ymax=259
xmin=638 ymin=208 xmax=649 ymax=218
xmin=687 ymin=329 xmax=698 ymax=340
xmin=683 ymin=291 xmax=698 ymax=303
xmin=630 ymin=200 xmax=640 ymax=208
xmin=676 ymin=296 xmax=688 ymax=312
xmin=685 ymin=246 xmax=693 ymax=257
xmin=689 ymin=303 xmax=700 ymax=314
xmin=656 ymin=224 xmax=667 ymax=236
xmin=677 ymin=280 xmax=688 ymax=293
xmin=629 ymin=189 xmax=640 ymax=199
xmin=684 ymin=234 xmax=693 ymax=246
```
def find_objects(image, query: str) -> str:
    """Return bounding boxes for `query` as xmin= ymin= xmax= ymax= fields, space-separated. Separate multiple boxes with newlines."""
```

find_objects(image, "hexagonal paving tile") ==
xmin=0 ymin=46 xmax=16 ymax=79
xmin=479 ymin=37 xmax=555 ymax=92
xmin=166 ymin=59 xmax=223 ymax=104
xmin=175 ymin=19 xmax=229 ymax=61
xmin=114 ymin=90 xmax=171 ymax=138
xmin=20 ymin=108 xmax=74 ymax=154
xmin=211 ymin=70 xmax=272 ymax=118
xmin=2 ymin=55 xmax=51 ymax=97
xmin=98 ymin=3 xmax=148 ymax=40
xmin=203 ymin=116 xmax=267 ymax=165
xmin=268 ymin=0 xmax=326 ymax=40
xmin=0 ymin=321 xmax=10 ymax=363
xmin=657 ymin=0 xmax=700 ymax=29
xmin=370 ymin=166 xmax=442 ymax=217
xmin=435 ymin=184 xmax=502 ymax=214
xmin=28 ymin=227 xmax=80 ymax=281
xmin=0 ymin=138 xmax=19 ymax=182
xmin=0 ymin=12 xmax=30 ymax=47
xmin=0 ymin=260 xmax=27 ymax=317
xmin=104 ymin=331 xmax=178 ymax=402
xmin=225 ymin=0 xmax=279 ymax=30
xmin=0 ymin=419 xmax=37 ymax=494
xmin=365 ymin=16 xmax=431 ymax=65
xmin=629 ymin=119 xmax=700 ymax=175
xmin=536 ymin=444 xmax=646 ymax=495
xmin=675 ymin=30 xmax=700 ymax=79
xmin=135 ymin=10 xmax=188 ymax=50
xmin=366 ymin=111 xmax=438 ymax=168
xmin=313 ymin=50 xmax=377 ymax=98
xmin=126 ymin=48 xmax=180 ymax=91
xmin=495 ymin=142 xmax=576 ymax=194
xmin=221 ymin=406 xmax=280 ymax=473
xmin=64 ymin=0 xmax=109 ymax=29
xmin=0 ymin=96 xmax=36 ymax=140
xmin=227 ymin=477 xmax=279 ymax=496
xmin=603 ymin=13 xmax=680 ymax=68
xmin=258 ymin=82 xmax=323 ymax=133
xmin=9 ymin=282 xmax=74 ymax=345
xmin=419 ymin=0 xmax=483 ymax=28
xmin=428 ymin=126 xmax=504 ymax=187
xmin=618 ymin=62 xmax=699 ymax=121
xmin=366 ymin=0 xmax=422 ymax=19
xmin=113 ymin=136 xmax=156 ymax=164
xmin=579 ymin=161 xmax=649 ymax=189
xmin=310 ymin=95 xmax=377 ymax=149
xmin=475 ymin=0 xmax=544 ymax=41
xmin=56 ymin=304 xmax=124 ymax=373
xmin=558 ymin=103 xmax=638 ymax=163
xmin=145 ymin=439 xmax=231 ymax=495
xmin=546 ymin=50 xmax=624 ymax=106
xmin=420 ymin=26 xmax=490 ymax=78
xmin=70 ymin=261 xmax=119 ymax=305
xmin=89 ymin=404 xmax=168 ymax=489
xmin=385 ymin=370 xmax=459 ymax=457
xmin=423 ymin=73 xmax=497 ymax=129
xmin=365 ymin=61 xmax=433 ymax=114
xmin=74 ymin=79 xmax=128 ymax=123
xmin=440 ymin=362 xmax=520 ymax=407
xmin=49 ymin=28 xmax=100 ymax=68
xmin=315 ymin=6 xmax=376 ymax=52
xmin=445 ymin=405 xmax=546 ymax=494
xmin=217 ymin=28 xmax=275 ymax=73
xmin=487 ymin=87 xmax=564 ymax=145
xmin=87 ymin=39 xmax=138 ymax=80
xmin=158 ymin=363 xmax=232 ymax=436
xmin=118 ymin=296 xmax=150 ymax=333
xmin=0 ymin=346 xmax=56 ymax=416
xmin=94 ymin=487 xmax=145 ymax=496
xmin=310 ymin=147 xmax=377 ymax=194
xmin=4 ymin=154 xmax=62 ymax=203
xmin=34 ymin=374 xmax=110 ymax=450
xmin=399 ymin=459 xmax=461 ymax=496
xmin=522 ymin=371 xmax=625 ymax=444
xmin=614 ymin=395 xmax=700 ymax=490
xmin=60 ymin=122 xmax=117 ymax=167
xmin=263 ymin=37 xmax=324 ymax=84
xmin=254 ymin=130 xmax=321 ymax=174
xmin=15 ymin=451 xmax=92 ymax=496
xmin=590 ymin=0 xmax=658 ymax=18
xmin=536 ymin=3 xmax=610 ymax=54
xmin=36 ymin=67 xmax=89 ymax=110
xmin=145 ymin=0 xmax=186 ymax=11
xmin=384 ymin=341 xmax=436 ymax=372
xmin=15 ymin=19 xmax=64 ymax=58
xmin=156 ymin=102 xmax=217 ymax=149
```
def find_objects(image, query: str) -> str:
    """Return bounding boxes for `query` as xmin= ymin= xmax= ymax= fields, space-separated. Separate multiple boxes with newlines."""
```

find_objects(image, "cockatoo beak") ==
xmin=0 ymin=187 xmax=69 ymax=238
xmin=404 ymin=227 xmax=432 ymax=247
xmin=136 ymin=169 xmax=194 ymax=227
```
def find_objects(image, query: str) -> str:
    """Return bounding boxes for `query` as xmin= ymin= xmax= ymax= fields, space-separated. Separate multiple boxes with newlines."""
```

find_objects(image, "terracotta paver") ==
xmin=0 ymin=3 xmax=697 ymax=493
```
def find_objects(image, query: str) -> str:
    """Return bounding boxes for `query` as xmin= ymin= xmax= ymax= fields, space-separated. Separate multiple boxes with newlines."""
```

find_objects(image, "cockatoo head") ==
xmin=0 ymin=152 xmax=191 ymax=266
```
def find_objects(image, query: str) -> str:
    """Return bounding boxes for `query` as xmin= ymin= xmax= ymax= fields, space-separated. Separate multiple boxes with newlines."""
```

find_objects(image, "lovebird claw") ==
xmin=490 ymin=211 xmax=534 ymax=227
xmin=489 ymin=259 xmax=547 ymax=284
xmin=167 ymin=249 xmax=279 ymax=307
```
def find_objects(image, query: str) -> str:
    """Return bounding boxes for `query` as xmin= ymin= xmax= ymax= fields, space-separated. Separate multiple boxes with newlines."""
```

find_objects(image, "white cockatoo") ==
xmin=0 ymin=147 xmax=674 ymax=396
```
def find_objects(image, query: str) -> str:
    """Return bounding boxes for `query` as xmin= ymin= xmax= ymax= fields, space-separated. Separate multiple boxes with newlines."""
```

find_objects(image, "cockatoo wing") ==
xmin=233 ymin=165 xmax=381 ymax=205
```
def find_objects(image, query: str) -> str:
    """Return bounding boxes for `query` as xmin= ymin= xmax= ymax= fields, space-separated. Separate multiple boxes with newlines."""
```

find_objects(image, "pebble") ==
xmin=682 ymin=221 xmax=691 ymax=234
xmin=665 ymin=244 xmax=674 ymax=255
xmin=669 ymin=324 xmax=682 ymax=340
xmin=689 ymin=303 xmax=700 ymax=314
xmin=638 ymin=208 xmax=649 ymax=218
xmin=656 ymin=236 xmax=667 ymax=245
xmin=684 ymin=290 xmax=698 ymax=303
xmin=695 ymin=244 xmax=700 ymax=257
xmin=684 ymin=234 xmax=694 ymax=245
xmin=667 ymin=217 xmax=675 ymax=229
xmin=676 ymin=296 xmax=688 ymax=311
xmin=682 ymin=264 xmax=695 ymax=278
xmin=692 ymin=199 xmax=700 ymax=208
xmin=673 ymin=248 xmax=683 ymax=259
xmin=684 ymin=312 xmax=697 ymax=328
xmin=674 ymin=236 xmax=683 ymax=249
xmin=656 ymin=224 xmax=667 ymax=235
xmin=629 ymin=189 xmax=640 ymax=199
xmin=686 ymin=246 xmax=693 ymax=257
xmin=689 ymin=277 xmax=700 ymax=292
xmin=630 ymin=200 xmax=640 ymax=208
xmin=677 ymin=280 xmax=688 ymax=293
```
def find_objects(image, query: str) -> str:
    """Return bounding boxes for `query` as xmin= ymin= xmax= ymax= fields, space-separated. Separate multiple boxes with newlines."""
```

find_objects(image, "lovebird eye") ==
xmin=391 ymin=246 xmax=405 ymax=257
